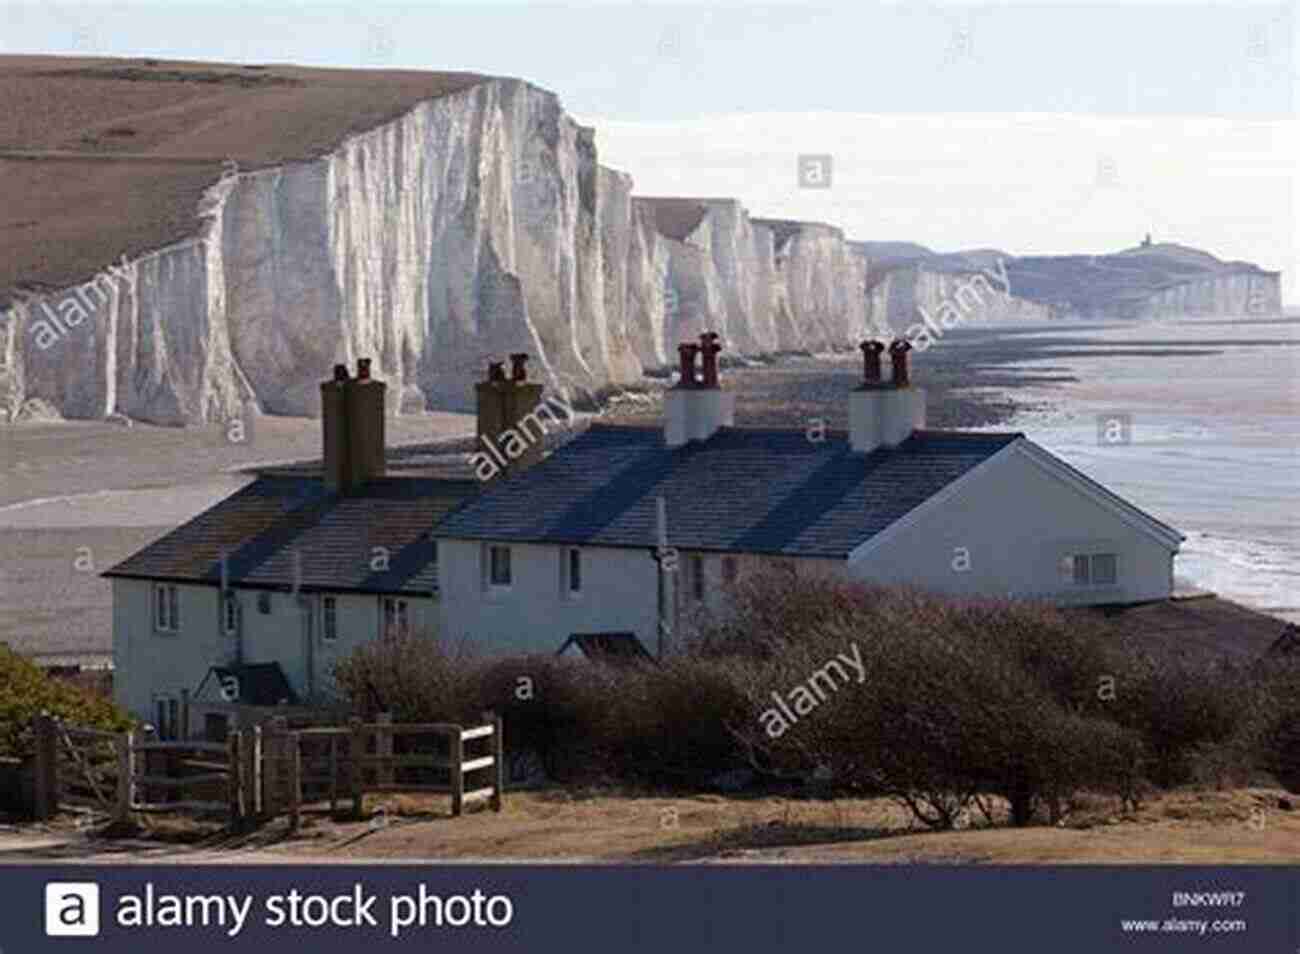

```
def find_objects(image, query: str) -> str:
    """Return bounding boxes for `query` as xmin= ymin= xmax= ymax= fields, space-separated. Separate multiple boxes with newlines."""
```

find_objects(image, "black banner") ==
xmin=6 ymin=864 xmax=1295 ymax=952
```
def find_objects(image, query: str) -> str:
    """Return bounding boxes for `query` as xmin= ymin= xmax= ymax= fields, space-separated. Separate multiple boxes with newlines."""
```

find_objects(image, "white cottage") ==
xmin=108 ymin=335 xmax=1186 ymax=731
xmin=105 ymin=360 xmax=476 ymax=733
xmin=433 ymin=336 xmax=1185 ymax=656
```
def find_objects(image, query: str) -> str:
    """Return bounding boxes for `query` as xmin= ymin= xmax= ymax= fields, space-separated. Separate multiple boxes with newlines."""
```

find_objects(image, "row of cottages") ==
xmin=106 ymin=339 xmax=1185 ymax=737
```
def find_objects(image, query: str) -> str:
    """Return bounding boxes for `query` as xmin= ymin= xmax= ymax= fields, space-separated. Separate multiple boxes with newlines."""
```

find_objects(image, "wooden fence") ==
xmin=30 ymin=710 xmax=504 ymax=828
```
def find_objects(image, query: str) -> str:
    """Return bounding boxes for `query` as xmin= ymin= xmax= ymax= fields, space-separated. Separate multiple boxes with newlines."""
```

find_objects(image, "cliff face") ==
xmin=1 ymin=79 xmax=879 ymax=424
xmin=865 ymin=265 xmax=1056 ymax=335
xmin=0 ymin=76 xmax=1283 ymax=425
xmin=1137 ymin=272 xmax=1283 ymax=319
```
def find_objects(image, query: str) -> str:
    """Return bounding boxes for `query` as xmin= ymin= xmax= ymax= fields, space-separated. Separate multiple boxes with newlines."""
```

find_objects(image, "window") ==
xmin=489 ymin=545 xmax=512 ymax=587
xmin=154 ymin=584 xmax=180 ymax=633
xmin=690 ymin=554 xmax=705 ymax=601
xmin=383 ymin=597 xmax=409 ymax=638
xmin=322 ymin=596 xmax=338 ymax=641
xmin=1063 ymin=553 xmax=1119 ymax=586
xmin=721 ymin=556 xmax=738 ymax=585
xmin=1091 ymin=553 xmax=1118 ymax=585
xmin=565 ymin=547 xmax=582 ymax=595
xmin=154 ymin=695 xmax=180 ymax=741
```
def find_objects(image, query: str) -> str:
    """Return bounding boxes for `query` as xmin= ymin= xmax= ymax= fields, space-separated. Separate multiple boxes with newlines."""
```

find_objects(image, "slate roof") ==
xmin=557 ymin=632 xmax=656 ymax=665
xmin=433 ymin=424 xmax=1022 ymax=557
xmin=196 ymin=662 xmax=299 ymax=706
xmin=103 ymin=475 xmax=478 ymax=595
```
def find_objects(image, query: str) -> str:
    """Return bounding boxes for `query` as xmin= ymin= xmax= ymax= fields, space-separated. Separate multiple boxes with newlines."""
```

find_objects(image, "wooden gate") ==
xmin=131 ymin=730 xmax=236 ymax=816
xmin=42 ymin=715 xmax=128 ymax=823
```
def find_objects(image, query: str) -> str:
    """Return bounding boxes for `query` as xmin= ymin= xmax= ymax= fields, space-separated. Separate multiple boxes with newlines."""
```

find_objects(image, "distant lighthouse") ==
xmin=1141 ymin=232 xmax=1152 ymax=247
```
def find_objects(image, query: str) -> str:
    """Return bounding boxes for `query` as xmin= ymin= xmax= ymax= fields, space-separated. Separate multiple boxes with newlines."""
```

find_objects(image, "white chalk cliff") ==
xmin=0 ymin=78 xmax=1283 ymax=424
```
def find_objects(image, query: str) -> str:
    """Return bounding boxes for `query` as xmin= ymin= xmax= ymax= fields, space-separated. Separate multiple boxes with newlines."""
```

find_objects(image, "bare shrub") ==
xmin=611 ymin=656 xmax=757 ymax=784
xmin=476 ymin=655 xmax=621 ymax=781
xmin=1256 ymin=660 xmax=1300 ymax=793
xmin=1106 ymin=652 xmax=1252 ymax=788
xmin=331 ymin=630 xmax=479 ymax=723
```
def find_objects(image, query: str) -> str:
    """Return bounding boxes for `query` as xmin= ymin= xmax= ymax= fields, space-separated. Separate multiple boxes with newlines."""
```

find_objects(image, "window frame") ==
xmin=1062 ymin=552 xmax=1120 ymax=587
xmin=563 ymin=546 xmax=583 ymax=597
xmin=153 ymin=694 xmax=181 ymax=741
xmin=322 ymin=595 xmax=338 ymax=642
xmin=154 ymin=584 xmax=180 ymax=634
xmin=487 ymin=544 xmax=513 ymax=589
xmin=690 ymin=553 xmax=705 ymax=602
xmin=221 ymin=591 xmax=239 ymax=636
xmin=382 ymin=597 xmax=410 ymax=638
xmin=1090 ymin=553 xmax=1118 ymax=585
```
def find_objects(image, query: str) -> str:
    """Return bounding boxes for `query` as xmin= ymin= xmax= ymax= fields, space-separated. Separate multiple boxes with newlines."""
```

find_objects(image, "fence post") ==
xmin=328 ymin=735 xmax=339 ymax=814
xmin=349 ymin=717 xmax=365 ymax=820
xmin=450 ymin=725 xmax=464 ymax=818
xmin=113 ymin=730 xmax=132 ymax=824
xmin=227 ymin=731 xmax=242 ymax=829
xmin=376 ymin=712 xmax=393 ymax=788
xmin=242 ymin=726 xmax=261 ymax=820
xmin=32 ymin=712 xmax=58 ymax=821
xmin=287 ymin=731 xmax=301 ymax=833
xmin=139 ymin=724 xmax=158 ymax=806
xmin=486 ymin=710 xmax=503 ymax=813
xmin=263 ymin=717 xmax=287 ymax=817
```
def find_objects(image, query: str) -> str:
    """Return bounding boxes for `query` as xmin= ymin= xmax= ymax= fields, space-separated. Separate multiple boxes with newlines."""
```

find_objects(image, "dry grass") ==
xmin=10 ymin=786 xmax=1292 ymax=865
xmin=0 ymin=55 xmax=489 ymax=306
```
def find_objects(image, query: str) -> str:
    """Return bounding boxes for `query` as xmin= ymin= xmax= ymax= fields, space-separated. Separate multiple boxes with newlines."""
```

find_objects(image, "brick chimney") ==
xmin=849 ymin=338 xmax=925 ymax=453
xmin=475 ymin=353 xmax=547 ymax=476
xmin=664 ymin=331 xmax=734 ymax=447
xmin=889 ymin=339 xmax=912 ymax=388
xmin=320 ymin=359 xmax=387 ymax=493
xmin=859 ymin=339 xmax=885 ymax=384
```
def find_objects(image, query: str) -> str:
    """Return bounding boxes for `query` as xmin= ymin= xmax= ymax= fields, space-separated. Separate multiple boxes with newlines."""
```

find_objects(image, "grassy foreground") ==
xmin=4 ymin=786 xmax=1295 ymax=864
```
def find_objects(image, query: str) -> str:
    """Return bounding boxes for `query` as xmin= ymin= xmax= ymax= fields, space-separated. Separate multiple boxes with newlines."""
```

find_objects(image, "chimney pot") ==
xmin=889 ymin=339 xmax=912 ymax=388
xmin=509 ymin=353 xmax=529 ymax=382
xmin=698 ymin=331 xmax=722 ymax=389
xmin=676 ymin=342 xmax=700 ymax=388
xmin=487 ymin=361 xmax=507 ymax=383
xmin=332 ymin=364 xmax=349 ymax=382
xmin=357 ymin=358 xmax=371 ymax=380
xmin=859 ymin=340 xmax=885 ymax=385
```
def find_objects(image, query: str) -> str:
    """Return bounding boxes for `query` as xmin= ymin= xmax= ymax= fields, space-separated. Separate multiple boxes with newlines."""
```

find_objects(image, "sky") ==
xmin=5 ymin=1 xmax=1298 ymax=301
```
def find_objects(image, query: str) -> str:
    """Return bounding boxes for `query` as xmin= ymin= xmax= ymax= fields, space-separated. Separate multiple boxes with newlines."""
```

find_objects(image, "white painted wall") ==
xmin=437 ymin=540 xmax=659 ymax=654
xmin=436 ymin=539 xmax=841 ymax=654
xmin=112 ymin=579 xmax=234 ymax=724
xmin=112 ymin=579 xmax=436 ymax=723
xmin=847 ymin=444 xmax=1177 ymax=604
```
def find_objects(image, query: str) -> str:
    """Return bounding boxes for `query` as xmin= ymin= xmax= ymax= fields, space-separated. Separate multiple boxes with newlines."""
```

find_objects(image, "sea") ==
xmin=960 ymin=316 xmax=1300 ymax=624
